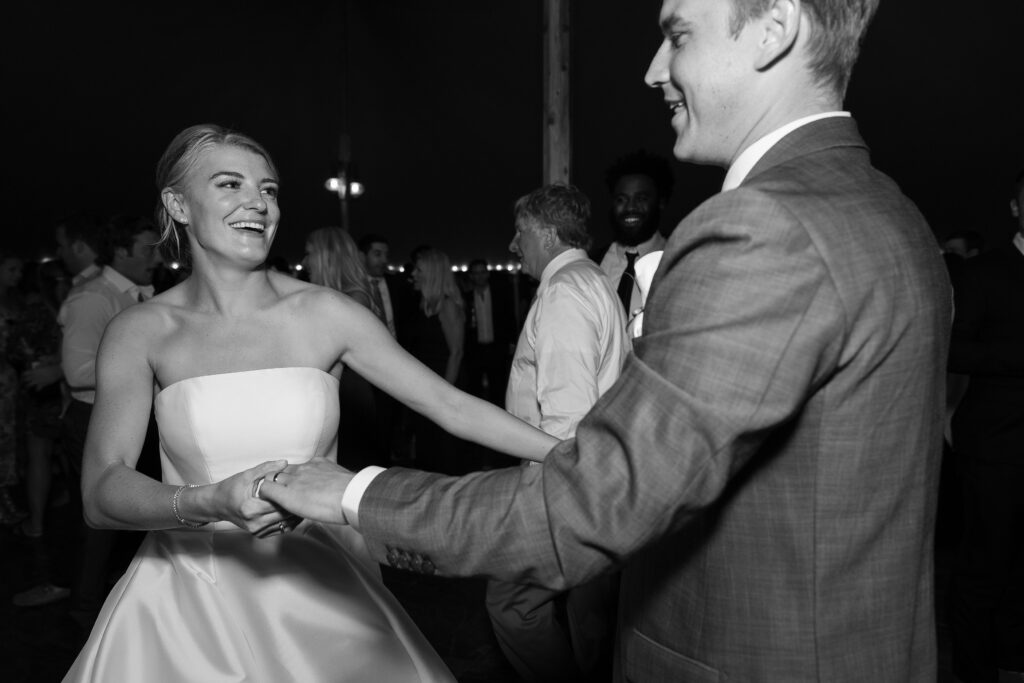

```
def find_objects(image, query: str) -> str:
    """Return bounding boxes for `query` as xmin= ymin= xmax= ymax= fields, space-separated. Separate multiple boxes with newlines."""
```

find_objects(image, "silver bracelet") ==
xmin=172 ymin=484 xmax=208 ymax=528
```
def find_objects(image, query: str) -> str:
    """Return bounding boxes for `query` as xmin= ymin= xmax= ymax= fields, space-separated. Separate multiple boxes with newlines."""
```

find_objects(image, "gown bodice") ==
xmin=155 ymin=367 xmax=340 ymax=489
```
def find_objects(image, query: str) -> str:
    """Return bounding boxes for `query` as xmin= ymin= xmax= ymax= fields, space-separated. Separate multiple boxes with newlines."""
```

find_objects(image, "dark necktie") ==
xmin=372 ymin=278 xmax=396 ymax=336
xmin=617 ymin=251 xmax=638 ymax=315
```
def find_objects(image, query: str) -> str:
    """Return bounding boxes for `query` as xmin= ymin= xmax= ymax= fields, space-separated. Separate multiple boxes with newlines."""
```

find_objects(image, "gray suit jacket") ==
xmin=362 ymin=118 xmax=950 ymax=681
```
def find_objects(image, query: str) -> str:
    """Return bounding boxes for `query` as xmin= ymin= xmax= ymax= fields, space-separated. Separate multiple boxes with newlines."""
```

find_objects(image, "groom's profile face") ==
xmin=645 ymin=0 xmax=765 ymax=166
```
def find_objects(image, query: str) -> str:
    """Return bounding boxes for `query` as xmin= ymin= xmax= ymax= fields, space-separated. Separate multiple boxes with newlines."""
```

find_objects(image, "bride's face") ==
xmin=178 ymin=144 xmax=281 ymax=266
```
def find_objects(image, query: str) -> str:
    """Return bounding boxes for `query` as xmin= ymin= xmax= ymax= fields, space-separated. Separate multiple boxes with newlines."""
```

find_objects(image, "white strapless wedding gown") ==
xmin=64 ymin=367 xmax=453 ymax=682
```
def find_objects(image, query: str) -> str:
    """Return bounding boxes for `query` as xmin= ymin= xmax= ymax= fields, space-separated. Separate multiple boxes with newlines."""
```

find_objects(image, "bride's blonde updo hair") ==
xmin=154 ymin=123 xmax=279 ymax=266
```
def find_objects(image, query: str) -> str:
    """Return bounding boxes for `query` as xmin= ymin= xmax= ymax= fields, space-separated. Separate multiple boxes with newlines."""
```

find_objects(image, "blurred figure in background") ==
xmin=305 ymin=227 xmax=386 ymax=468
xmin=407 ymin=248 xmax=464 ymax=473
xmin=13 ymin=259 xmax=70 ymax=539
xmin=0 ymin=250 xmax=26 ymax=525
xmin=941 ymin=229 xmax=985 ymax=289
xmin=947 ymin=172 xmax=1024 ymax=682
xmin=306 ymin=228 xmax=384 ymax=320
xmin=14 ymin=214 xmax=162 ymax=623
xmin=357 ymin=233 xmax=401 ymax=338
xmin=461 ymin=258 xmax=516 ymax=406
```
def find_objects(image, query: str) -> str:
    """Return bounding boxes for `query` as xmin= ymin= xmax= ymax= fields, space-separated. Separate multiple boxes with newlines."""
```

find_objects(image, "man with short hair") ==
xmin=12 ymin=212 xmax=104 ymax=608
xmin=14 ymin=215 xmax=162 ymax=625
xmin=595 ymin=150 xmax=674 ymax=320
xmin=488 ymin=184 xmax=627 ymax=681
xmin=947 ymin=171 xmax=1024 ymax=682
xmin=357 ymin=233 xmax=412 ymax=465
xmin=268 ymin=2 xmax=950 ymax=679
xmin=357 ymin=233 xmax=399 ymax=338
xmin=56 ymin=212 xmax=103 ymax=287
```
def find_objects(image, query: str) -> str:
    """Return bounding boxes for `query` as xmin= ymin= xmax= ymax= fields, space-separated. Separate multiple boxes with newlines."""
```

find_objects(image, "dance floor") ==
xmin=0 ymin=475 xmax=964 ymax=682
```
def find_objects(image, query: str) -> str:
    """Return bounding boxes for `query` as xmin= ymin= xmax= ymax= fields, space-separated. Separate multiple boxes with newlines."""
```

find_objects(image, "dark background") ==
xmin=4 ymin=1 xmax=1023 ymax=266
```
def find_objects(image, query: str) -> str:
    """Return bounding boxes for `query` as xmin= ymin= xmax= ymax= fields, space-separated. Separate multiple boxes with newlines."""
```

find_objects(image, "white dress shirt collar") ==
xmin=608 ymin=232 xmax=666 ymax=259
xmin=72 ymin=262 xmax=101 ymax=287
xmin=538 ymin=248 xmax=589 ymax=289
xmin=102 ymin=265 xmax=154 ymax=300
xmin=723 ymin=111 xmax=851 ymax=191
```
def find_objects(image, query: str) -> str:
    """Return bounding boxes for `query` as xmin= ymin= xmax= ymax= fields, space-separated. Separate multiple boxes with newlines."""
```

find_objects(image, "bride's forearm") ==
xmin=445 ymin=391 xmax=558 ymax=462
xmin=83 ymin=462 xmax=215 ymax=531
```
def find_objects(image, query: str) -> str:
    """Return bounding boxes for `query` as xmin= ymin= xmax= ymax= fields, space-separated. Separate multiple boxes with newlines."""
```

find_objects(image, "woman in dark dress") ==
xmin=405 ymin=248 xmax=464 ymax=473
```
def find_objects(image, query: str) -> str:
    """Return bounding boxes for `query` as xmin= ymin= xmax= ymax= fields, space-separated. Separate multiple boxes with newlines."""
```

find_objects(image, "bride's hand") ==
xmin=213 ymin=460 xmax=299 ymax=535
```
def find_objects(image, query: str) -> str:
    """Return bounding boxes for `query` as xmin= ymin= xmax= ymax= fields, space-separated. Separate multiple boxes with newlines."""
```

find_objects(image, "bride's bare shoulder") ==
xmin=274 ymin=274 xmax=359 ymax=313
xmin=100 ymin=293 xmax=182 ymax=353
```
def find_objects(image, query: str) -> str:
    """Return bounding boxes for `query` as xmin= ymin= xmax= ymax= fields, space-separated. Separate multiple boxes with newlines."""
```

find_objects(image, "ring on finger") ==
xmin=278 ymin=520 xmax=286 ymax=533
xmin=252 ymin=476 xmax=267 ymax=499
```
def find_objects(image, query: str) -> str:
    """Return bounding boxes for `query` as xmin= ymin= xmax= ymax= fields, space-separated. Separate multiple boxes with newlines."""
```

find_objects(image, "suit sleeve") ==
xmin=360 ymin=190 xmax=846 ymax=589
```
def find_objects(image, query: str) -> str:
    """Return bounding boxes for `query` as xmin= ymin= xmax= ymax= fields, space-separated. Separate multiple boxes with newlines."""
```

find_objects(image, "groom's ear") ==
xmin=753 ymin=0 xmax=801 ymax=72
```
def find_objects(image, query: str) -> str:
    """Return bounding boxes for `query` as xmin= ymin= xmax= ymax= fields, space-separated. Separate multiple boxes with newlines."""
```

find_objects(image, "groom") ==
xmin=265 ymin=0 xmax=950 ymax=679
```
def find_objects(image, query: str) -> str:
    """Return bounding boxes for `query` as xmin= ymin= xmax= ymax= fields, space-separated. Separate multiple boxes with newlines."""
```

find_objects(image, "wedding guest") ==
xmin=13 ymin=214 xmax=102 ymax=607
xmin=947 ymin=170 xmax=1024 ymax=682
xmin=306 ymin=227 xmax=384 ymax=320
xmin=267 ymin=1 xmax=951 ymax=680
xmin=488 ymin=184 xmax=628 ymax=681
xmin=357 ymin=233 xmax=401 ymax=337
xmin=406 ymin=248 xmax=465 ymax=473
xmin=56 ymin=213 xmax=103 ymax=288
xmin=0 ymin=251 xmax=26 ymax=525
xmin=13 ymin=215 xmax=161 ymax=620
xmin=358 ymin=233 xmax=411 ymax=464
xmin=461 ymin=258 xmax=516 ymax=406
xmin=63 ymin=123 xmax=555 ymax=682
xmin=304 ymin=226 xmax=385 ymax=468
xmin=592 ymin=150 xmax=674 ymax=320
xmin=13 ymin=259 xmax=69 ymax=540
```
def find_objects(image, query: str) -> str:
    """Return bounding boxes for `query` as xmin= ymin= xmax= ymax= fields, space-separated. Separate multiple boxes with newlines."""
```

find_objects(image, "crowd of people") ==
xmin=1 ymin=0 xmax=1021 ymax=681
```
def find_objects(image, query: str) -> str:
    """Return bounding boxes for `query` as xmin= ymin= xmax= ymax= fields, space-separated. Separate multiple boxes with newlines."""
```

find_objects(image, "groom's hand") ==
xmin=259 ymin=460 xmax=354 ymax=525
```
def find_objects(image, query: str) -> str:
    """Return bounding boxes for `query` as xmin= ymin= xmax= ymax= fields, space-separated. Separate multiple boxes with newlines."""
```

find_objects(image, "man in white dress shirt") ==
xmin=489 ymin=183 xmax=629 ymax=681
xmin=595 ymin=150 xmax=674 ymax=322
xmin=15 ymin=215 xmax=161 ymax=627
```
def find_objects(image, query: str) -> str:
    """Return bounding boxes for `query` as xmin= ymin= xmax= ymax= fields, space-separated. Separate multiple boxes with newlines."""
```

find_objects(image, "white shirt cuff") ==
xmin=341 ymin=466 xmax=386 ymax=529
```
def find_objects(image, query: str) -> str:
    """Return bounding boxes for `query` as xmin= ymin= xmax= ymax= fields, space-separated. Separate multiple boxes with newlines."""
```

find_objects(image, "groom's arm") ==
xmin=355 ymin=190 xmax=846 ymax=590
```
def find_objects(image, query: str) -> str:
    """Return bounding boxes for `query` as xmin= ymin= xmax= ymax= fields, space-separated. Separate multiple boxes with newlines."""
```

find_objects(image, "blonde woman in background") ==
xmin=304 ymin=227 xmax=386 ymax=469
xmin=304 ymin=227 xmax=384 ymax=322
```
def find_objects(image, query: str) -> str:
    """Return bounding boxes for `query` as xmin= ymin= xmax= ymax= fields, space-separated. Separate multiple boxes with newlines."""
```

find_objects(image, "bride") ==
xmin=63 ymin=124 xmax=557 ymax=682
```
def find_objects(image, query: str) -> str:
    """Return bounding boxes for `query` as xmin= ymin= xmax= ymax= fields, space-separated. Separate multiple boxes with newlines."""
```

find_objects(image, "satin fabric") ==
xmin=64 ymin=367 xmax=453 ymax=682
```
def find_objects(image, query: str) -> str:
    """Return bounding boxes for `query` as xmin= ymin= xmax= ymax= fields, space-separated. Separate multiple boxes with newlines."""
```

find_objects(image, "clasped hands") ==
xmin=232 ymin=458 xmax=355 ymax=537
